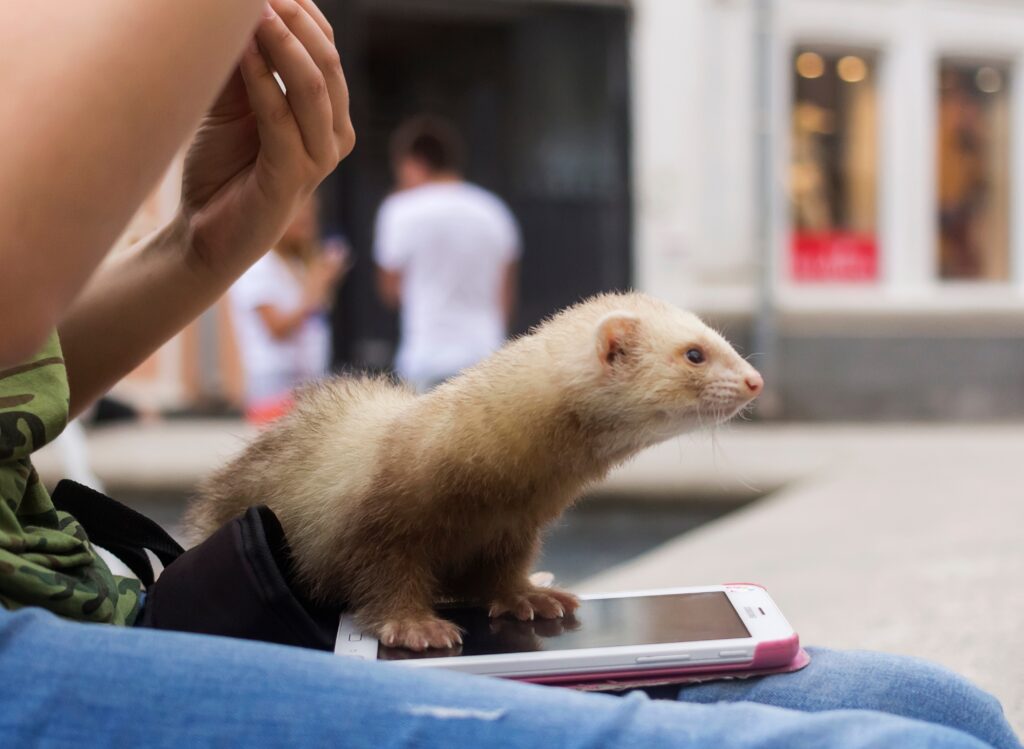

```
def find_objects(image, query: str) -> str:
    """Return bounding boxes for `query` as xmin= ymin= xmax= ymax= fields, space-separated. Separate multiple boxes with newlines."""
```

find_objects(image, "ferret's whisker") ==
xmin=710 ymin=423 xmax=723 ymax=481
xmin=707 ymin=428 xmax=762 ymax=495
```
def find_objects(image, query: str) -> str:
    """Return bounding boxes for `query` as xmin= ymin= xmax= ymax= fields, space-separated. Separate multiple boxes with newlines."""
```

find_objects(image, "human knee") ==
xmin=809 ymin=649 xmax=1008 ymax=738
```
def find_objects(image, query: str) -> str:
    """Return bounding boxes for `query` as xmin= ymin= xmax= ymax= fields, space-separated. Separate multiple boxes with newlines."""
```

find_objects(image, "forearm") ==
xmin=58 ymin=217 xmax=248 ymax=417
xmin=258 ymin=304 xmax=317 ymax=341
xmin=0 ymin=0 xmax=265 ymax=363
xmin=377 ymin=269 xmax=402 ymax=311
xmin=502 ymin=262 xmax=519 ymax=331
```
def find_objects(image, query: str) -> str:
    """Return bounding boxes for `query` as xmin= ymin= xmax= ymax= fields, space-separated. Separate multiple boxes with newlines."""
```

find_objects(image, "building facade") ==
xmin=119 ymin=0 xmax=1024 ymax=420
xmin=634 ymin=0 xmax=1024 ymax=419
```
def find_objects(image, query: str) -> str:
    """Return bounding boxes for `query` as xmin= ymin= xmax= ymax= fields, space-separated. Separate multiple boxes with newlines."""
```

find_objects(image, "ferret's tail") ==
xmin=183 ymin=436 xmax=276 ymax=544
xmin=182 ymin=470 xmax=249 ymax=545
xmin=182 ymin=374 xmax=415 ymax=545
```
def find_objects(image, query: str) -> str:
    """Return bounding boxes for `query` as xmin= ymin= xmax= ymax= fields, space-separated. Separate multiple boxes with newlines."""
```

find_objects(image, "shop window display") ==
xmin=937 ymin=61 xmax=1011 ymax=281
xmin=790 ymin=49 xmax=878 ymax=282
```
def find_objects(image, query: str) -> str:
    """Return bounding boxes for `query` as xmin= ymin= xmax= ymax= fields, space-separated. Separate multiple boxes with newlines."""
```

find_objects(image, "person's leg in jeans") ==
xmin=664 ymin=648 xmax=1021 ymax=749
xmin=0 ymin=607 xmax=1007 ymax=749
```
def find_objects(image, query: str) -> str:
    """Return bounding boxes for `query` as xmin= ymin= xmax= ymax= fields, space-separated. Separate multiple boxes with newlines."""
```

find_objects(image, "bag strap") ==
xmin=51 ymin=479 xmax=185 ymax=588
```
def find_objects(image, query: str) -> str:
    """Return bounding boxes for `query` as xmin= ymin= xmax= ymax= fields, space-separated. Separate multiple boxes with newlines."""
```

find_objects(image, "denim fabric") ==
xmin=0 ymin=606 xmax=1018 ymax=749
xmin=673 ymin=647 xmax=1021 ymax=749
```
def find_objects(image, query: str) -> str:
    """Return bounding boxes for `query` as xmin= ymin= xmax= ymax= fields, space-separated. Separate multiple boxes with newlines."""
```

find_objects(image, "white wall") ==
xmin=631 ymin=0 xmax=1024 ymax=318
xmin=631 ymin=0 xmax=758 ymax=314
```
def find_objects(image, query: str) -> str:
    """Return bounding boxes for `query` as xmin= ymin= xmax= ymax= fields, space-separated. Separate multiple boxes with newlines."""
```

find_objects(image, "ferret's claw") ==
xmin=377 ymin=616 xmax=463 ymax=652
xmin=544 ymin=588 xmax=582 ymax=615
xmin=489 ymin=586 xmax=580 ymax=622
xmin=511 ymin=598 xmax=535 ymax=621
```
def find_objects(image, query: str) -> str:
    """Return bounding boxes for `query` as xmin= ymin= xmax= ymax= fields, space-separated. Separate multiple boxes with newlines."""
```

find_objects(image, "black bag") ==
xmin=51 ymin=480 xmax=336 ymax=650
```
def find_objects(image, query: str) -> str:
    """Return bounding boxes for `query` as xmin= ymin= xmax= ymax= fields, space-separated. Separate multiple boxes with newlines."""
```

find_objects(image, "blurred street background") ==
xmin=48 ymin=0 xmax=1024 ymax=732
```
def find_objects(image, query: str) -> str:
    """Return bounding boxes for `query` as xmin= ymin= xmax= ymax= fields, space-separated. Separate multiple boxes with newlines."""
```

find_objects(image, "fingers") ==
xmin=256 ymin=2 xmax=335 ymax=165
xmin=292 ymin=0 xmax=334 ymax=42
xmin=238 ymin=36 xmax=303 ymax=167
xmin=271 ymin=0 xmax=352 ymax=150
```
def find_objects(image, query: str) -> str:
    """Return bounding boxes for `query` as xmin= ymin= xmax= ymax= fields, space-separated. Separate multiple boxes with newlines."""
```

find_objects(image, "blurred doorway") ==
xmin=318 ymin=0 xmax=632 ymax=370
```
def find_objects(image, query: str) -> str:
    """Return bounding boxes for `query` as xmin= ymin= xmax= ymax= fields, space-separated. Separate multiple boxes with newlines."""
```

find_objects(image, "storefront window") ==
xmin=937 ymin=61 xmax=1011 ymax=281
xmin=790 ymin=50 xmax=879 ymax=282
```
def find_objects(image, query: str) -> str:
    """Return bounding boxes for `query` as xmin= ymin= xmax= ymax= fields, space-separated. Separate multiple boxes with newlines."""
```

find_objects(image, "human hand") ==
xmin=302 ymin=244 xmax=349 ymax=310
xmin=322 ymin=237 xmax=354 ymax=280
xmin=177 ymin=0 xmax=354 ymax=280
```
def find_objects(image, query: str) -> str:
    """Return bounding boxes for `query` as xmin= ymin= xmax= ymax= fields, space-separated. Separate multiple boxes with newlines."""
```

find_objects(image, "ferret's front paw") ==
xmin=488 ymin=587 xmax=580 ymax=621
xmin=377 ymin=616 xmax=463 ymax=652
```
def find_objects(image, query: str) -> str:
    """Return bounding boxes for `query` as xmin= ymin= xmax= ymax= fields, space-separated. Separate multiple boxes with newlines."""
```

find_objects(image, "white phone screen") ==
xmin=379 ymin=592 xmax=751 ymax=661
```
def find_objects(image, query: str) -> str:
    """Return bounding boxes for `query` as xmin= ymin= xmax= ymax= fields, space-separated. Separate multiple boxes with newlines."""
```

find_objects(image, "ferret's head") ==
xmin=561 ymin=293 xmax=762 ymax=450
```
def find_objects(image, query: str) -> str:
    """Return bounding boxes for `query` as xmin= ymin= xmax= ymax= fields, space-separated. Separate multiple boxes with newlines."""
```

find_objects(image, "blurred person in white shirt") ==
xmin=374 ymin=116 xmax=521 ymax=392
xmin=231 ymin=195 xmax=350 ymax=422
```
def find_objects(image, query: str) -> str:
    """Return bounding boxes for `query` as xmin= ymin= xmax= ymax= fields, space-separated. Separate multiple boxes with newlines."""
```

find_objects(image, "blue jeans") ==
xmin=0 ymin=606 xmax=1018 ymax=749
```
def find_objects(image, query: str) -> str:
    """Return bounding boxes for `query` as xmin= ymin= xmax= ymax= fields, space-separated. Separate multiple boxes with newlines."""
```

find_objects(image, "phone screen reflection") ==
xmin=378 ymin=592 xmax=750 ymax=660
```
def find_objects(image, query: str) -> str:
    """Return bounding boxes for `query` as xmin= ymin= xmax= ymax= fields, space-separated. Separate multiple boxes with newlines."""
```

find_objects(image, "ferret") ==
xmin=185 ymin=292 xmax=762 ymax=651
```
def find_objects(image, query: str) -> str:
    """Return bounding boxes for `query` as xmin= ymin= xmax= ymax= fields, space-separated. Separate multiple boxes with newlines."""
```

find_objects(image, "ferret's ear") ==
xmin=596 ymin=312 xmax=641 ymax=370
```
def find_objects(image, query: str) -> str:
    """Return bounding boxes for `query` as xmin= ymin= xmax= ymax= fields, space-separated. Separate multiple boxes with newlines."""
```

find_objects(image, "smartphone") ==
xmin=335 ymin=584 xmax=799 ymax=683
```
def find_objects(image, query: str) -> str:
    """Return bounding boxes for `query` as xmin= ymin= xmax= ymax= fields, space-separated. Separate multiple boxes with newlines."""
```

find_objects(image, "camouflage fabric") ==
xmin=0 ymin=333 xmax=141 ymax=625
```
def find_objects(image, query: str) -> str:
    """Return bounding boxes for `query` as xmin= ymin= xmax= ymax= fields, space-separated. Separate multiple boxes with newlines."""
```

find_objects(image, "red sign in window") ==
xmin=791 ymin=232 xmax=878 ymax=282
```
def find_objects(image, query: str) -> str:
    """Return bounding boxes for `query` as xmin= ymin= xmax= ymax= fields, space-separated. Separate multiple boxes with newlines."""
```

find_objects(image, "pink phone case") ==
xmin=518 ymin=638 xmax=807 ymax=690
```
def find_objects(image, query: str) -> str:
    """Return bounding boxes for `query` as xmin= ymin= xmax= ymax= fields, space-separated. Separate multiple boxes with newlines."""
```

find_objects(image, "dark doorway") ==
xmin=318 ymin=0 xmax=632 ymax=370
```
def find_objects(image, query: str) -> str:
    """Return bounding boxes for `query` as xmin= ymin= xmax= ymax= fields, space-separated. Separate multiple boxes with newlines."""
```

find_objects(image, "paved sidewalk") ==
xmin=583 ymin=424 xmax=1024 ymax=736
xmin=34 ymin=420 xmax=1024 ymax=735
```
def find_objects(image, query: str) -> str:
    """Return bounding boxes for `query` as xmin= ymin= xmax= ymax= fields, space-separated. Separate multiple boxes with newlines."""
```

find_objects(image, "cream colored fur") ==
xmin=185 ymin=292 xmax=761 ymax=651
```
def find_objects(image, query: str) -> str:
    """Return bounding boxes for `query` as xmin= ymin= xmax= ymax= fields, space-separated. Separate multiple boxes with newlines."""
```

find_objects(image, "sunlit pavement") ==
xmin=35 ymin=420 xmax=1024 ymax=734
xmin=586 ymin=423 xmax=1024 ymax=735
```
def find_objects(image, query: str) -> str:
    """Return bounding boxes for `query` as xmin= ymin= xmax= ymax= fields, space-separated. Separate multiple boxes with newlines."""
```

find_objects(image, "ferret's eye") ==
xmin=685 ymin=347 xmax=706 ymax=365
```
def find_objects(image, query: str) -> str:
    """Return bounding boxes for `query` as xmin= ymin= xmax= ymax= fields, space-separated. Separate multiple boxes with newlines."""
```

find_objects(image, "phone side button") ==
xmin=718 ymin=650 xmax=752 ymax=659
xmin=635 ymin=655 xmax=693 ymax=664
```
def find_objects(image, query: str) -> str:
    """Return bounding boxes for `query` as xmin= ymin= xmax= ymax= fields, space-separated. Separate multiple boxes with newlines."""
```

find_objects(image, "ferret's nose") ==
xmin=745 ymin=371 xmax=764 ymax=395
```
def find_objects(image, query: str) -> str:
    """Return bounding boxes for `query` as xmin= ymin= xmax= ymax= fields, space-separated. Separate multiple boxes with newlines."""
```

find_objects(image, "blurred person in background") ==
xmin=374 ymin=116 xmax=520 ymax=392
xmin=938 ymin=69 xmax=989 ymax=279
xmin=230 ymin=193 xmax=350 ymax=422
